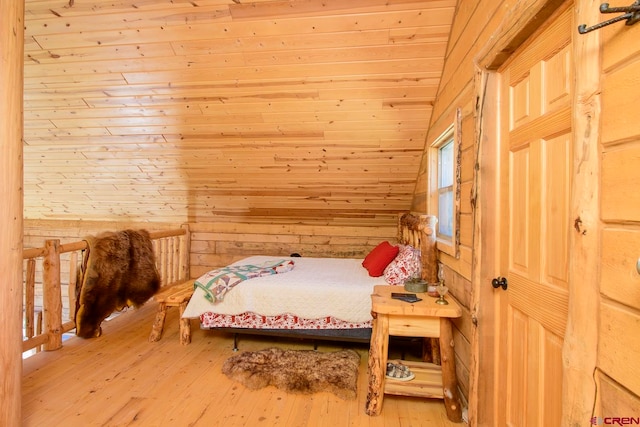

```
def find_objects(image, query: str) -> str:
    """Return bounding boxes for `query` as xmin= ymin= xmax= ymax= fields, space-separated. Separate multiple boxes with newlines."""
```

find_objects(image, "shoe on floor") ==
xmin=385 ymin=362 xmax=415 ymax=381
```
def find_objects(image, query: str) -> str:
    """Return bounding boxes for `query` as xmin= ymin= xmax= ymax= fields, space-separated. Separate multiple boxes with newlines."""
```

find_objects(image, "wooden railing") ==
xmin=22 ymin=226 xmax=190 ymax=355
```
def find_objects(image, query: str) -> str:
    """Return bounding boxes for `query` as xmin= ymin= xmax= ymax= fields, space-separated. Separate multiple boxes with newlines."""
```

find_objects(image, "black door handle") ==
xmin=492 ymin=277 xmax=508 ymax=290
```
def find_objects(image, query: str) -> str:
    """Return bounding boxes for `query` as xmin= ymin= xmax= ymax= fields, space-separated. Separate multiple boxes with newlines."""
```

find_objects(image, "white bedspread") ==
xmin=182 ymin=256 xmax=385 ymax=323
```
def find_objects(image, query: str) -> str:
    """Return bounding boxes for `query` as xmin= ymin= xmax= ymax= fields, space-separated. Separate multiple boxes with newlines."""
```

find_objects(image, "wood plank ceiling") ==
xmin=23 ymin=0 xmax=455 ymax=224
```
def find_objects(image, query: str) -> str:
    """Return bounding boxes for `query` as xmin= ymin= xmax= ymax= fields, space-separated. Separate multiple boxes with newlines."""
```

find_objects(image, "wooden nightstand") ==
xmin=365 ymin=285 xmax=463 ymax=422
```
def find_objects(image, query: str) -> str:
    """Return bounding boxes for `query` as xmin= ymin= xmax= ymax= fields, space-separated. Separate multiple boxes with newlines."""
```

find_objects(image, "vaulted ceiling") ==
xmin=23 ymin=0 xmax=455 ymax=224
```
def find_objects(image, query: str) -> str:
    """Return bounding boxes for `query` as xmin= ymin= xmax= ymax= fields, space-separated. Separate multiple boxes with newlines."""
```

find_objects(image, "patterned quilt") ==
xmin=194 ymin=259 xmax=295 ymax=302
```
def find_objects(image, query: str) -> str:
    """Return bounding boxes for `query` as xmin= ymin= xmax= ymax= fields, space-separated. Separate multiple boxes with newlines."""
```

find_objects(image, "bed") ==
xmin=182 ymin=212 xmax=439 ymax=349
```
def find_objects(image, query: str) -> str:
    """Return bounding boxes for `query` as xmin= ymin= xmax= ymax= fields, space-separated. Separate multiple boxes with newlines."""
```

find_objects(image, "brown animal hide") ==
xmin=221 ymin=347 xmax=360 ymax=400
xmin=75 ymin=229 xmax=160 ymax=338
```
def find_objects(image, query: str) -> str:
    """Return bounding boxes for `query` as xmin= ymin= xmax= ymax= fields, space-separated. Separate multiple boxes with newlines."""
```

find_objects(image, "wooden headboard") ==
xmin=398 ymin=212 xmax=438 ymax=284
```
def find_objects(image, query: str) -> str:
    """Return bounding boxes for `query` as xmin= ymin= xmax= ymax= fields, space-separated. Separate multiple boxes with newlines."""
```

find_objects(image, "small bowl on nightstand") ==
xmin=403 ymin=278 xmax=428 ymax=293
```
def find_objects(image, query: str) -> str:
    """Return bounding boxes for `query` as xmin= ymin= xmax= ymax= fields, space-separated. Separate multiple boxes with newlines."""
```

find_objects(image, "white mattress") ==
xmin=182 ymin=256 xmax=385 ymax=323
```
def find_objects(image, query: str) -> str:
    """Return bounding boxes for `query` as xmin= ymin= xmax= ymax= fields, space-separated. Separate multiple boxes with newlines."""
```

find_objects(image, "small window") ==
xmin=437 ymin=133 xmax=455 ymax=239
xmin=428 ymin=109 xmax=460 ymax=258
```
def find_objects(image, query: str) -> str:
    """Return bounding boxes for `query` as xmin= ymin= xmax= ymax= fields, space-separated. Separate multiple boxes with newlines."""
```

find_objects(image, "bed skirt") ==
xmin=205 ymin=325 xmax=372 ymax=351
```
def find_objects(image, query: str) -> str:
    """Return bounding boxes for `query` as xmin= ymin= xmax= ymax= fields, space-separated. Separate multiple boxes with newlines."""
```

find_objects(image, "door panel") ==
xmin=497 ymin=7 xmax=572 ymax=426
xmin=511 ymin=76 xmax=532 ymax=129
xmin=509 ymin=146 xmax=530 ymax=271
xmin=544 ymin=134 xmax=571 ymax=287
xmin=542 ymin=332 xmax=563 ymax=423
xmin=543 ymin=45 xmax=572 ymax=113
xmin=506 ymin=309 xmax=528 ymax=426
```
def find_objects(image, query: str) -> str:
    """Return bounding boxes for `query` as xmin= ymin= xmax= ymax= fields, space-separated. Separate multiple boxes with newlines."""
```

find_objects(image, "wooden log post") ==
xmin=562 ymin=1 xmax=601 ymax=423
xmin=180 ymin=223 xmax=191 ymax=282
xmin=440 ymin=318 xmax=463 ymax=422
xmin=0 ymin=1 xmax=25 ymax=424
xmin=419 ymin=214 xmax=440 ymax=363
xmin=43 ymin=239 xmax=63 ymax=351
xmin=420 ymin=215 xmax=439 ymax=284
xmin=365 ymin=312 xmax=388 ymax=416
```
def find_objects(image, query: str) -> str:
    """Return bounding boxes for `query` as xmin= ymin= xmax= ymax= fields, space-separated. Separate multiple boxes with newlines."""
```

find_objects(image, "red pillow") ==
xmin=362 ymin=241 xmax=399 ymax=277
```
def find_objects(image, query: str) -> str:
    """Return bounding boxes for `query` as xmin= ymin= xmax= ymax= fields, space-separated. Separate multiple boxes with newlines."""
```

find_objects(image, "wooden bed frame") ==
xmin=206 ymin=212 xmax=439 ymax=350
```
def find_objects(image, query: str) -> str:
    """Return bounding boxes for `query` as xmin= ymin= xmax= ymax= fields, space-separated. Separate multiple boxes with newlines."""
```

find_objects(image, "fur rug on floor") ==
xmin=221 ymin=347 xmax=360 ymax=400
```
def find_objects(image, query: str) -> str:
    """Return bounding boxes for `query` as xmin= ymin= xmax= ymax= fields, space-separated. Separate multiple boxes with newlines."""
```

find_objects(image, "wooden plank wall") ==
xmin=24 ymin=218 xmax=397 ymax=281
xmin=22 ymin=0 xmax=455 ymax=225
xmin=190 ymin=220 xmax=397 ymax=277
xmin=596 ymin=19 xmax=640 ymax=417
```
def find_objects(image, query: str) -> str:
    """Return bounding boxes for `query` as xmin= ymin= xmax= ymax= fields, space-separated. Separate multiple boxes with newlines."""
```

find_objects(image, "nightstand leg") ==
xmin=366 ymin=313 xmax=389 ymax=416
xmin=439 ymin=318 xmax=462 ymax=422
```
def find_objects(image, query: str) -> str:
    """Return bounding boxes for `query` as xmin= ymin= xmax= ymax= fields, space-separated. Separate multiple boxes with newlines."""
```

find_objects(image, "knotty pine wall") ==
xmin=22 ymin=0 xmax=457 ymax=290
xmin=189 ymin=219 xmax=397 ymax=277
xmin=596 ymin=19 xmax=640 ymax=417
xmin=23 ymin=0 xmax=455 ymax=227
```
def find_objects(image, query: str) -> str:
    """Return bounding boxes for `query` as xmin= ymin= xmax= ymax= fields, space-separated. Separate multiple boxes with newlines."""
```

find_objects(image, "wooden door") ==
xmin=495 ymin=7 xmax=573 ymax=426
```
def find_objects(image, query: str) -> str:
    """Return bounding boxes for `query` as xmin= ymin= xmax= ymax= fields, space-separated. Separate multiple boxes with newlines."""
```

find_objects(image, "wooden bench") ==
xmin=148 ymin=280 xmax=195 ymax=345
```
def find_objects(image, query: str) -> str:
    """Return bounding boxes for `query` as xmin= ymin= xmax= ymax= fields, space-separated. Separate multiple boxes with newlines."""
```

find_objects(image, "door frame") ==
xmin=470 ymin=0 xmax=601 ymax=425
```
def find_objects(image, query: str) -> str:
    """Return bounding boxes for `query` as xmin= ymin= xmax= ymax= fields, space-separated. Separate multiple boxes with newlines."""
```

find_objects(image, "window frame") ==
xmin=428 ymin=108 xmax=461 ymax=258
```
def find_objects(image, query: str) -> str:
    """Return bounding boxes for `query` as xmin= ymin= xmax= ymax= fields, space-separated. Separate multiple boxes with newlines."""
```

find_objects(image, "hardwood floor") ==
xmin=22 ymin=302 xmax=462 ymax=426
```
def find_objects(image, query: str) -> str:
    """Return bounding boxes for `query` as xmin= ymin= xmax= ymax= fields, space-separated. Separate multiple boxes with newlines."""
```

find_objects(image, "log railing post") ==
xmin=180 ymin=223 xmax=191 ymax=281
xmin=43 ymin=239 xmax=63 ymax=351
xmin=159 ymin=237 xmax=168 ymax=284
xmin=69 ymin=251 xmax=79 ymax=323
xmin=25 ymin=259 xmax=37 ymax=338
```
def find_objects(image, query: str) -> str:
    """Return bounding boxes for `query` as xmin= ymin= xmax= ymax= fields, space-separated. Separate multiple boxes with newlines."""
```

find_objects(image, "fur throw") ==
xmin=75 ymin=229 xmax=160 ymax=338
xmin=221 ymin=347 xmax=360 ymax=400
